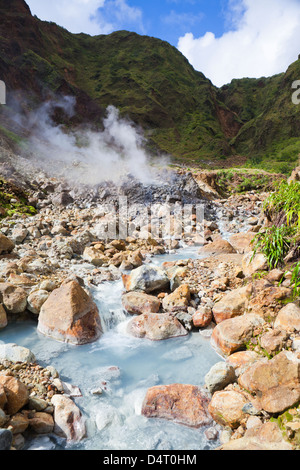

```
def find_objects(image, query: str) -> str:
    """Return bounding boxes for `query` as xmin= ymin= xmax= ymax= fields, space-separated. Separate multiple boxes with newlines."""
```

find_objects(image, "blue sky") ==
xmin=100 ymin=0 xmax=228 ymax=46
xmin=26 ymin=0 xmax=300 ymax=86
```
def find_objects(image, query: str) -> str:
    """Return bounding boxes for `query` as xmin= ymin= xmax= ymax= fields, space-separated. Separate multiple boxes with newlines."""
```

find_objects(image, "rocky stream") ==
xmin=0 ymin=163 xmax=299 ymax=451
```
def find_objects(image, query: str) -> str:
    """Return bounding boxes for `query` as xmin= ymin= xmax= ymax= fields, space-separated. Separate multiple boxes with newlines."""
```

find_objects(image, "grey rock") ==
xmin=0 ymin=429 xmax=13 ymax=450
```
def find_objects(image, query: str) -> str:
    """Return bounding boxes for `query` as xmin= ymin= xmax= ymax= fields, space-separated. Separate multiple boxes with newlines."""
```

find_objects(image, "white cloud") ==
xmin=26 ymin=0 xmax=144 ymax=36
xmin=178 ymin=0 xmax=300 ymax=87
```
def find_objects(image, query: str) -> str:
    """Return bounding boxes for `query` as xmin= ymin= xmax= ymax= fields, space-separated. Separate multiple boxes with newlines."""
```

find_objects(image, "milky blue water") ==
xmin=0 ymin=246 xmax=221 ymax=451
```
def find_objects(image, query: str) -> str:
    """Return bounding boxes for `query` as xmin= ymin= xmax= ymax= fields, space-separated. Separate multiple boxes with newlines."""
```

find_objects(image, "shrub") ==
xmin=251 ymin=225 xmax=295 ymax=269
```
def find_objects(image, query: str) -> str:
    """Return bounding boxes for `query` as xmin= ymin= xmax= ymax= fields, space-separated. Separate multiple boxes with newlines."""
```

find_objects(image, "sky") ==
xmin=26 ymin=0 xmax=300 ymax=87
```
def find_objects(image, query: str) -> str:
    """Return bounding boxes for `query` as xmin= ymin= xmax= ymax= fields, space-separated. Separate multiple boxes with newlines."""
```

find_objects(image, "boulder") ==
xmin=38 ymin=280 xmax=102 ymax=345
xmin=218 ymin=421 xmax=293 ymax=450
xmin=274 ymin=303 xmax=300 ymax=333
xmin=8 ymin=413 xmax=29 ymax=434
xmin=242 ymin=252 xmax=268 ymax=277
xmin=259 ymin=328 xmax=289 ymax=355
xmin=204 ymin=362 xmax=236 ymax=394
xmin=266 ymin=269 xmax=285 ymax=283
xmin=27 ymin=290 xmax=49 ymax=315
xmin=162 ymin=284 xmax=190 ymax=312
xmin=212 ymin=285 xmax=252 ymax=324
xmin=199 ymin=239 xmax=237 ymax=256
xmin=0 ymin=429 xmax=13 ymax=451
xmin=29 ymin=412 xmax=54 ymax=434
xmin=208 ymin=390 xmax=248 ymax=429
xmin=127 ymin=313 xmax=188 ymax=341
xmin=192 ymin=306 xmax=213 ymax=328
xmin=142 ymin=384 xmax=212 ymax=428
xmin=82 ymin=246 xmax=109 ymax=267
xmin=210 ymin=314 xmax=266 ymax=356
xmin=229 ymin=232 xmax=257 ymax=254
xmin=122 ymin=265 xmax=170 ymax=294
xmin=0 ymin=375 xmax=29 ymax=415
xmin=0 ymin=284 xmax=27 ymax=314
xmin=238 ymin=351 xmax=300 ymax=414
xmin=247 ymin=286 xmax=292 ymax=321
xmin=51 ymin=395 xmax=86 ymax=442
xmin=0 ymin=384 xmax=7 ymax=409
xmin=0 ymin=233 xmax=14 ymax=254
xmin=225 ymin=350 xmax=262 ymax=377
xmin=121 ymin=292 xmax=161 ymax=315
xmin=0 ymin=343 xmax=36 ymax=363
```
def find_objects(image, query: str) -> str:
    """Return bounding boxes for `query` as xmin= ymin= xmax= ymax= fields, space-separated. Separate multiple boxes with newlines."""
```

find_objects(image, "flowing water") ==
xmin=0 ymin=242 xmax=224 ymax=451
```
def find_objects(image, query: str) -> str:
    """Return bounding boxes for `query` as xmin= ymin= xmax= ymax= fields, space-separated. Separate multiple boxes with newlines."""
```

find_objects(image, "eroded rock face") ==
xmin=38 ymin=280 xmax=102 ymax=345
xmin=238 ymin=351 xmax=300 ymax=414
xmin=141 ymin=384 xmax=212 ymax=428
xmin=127 ymin=313 xmax=188 ymax=341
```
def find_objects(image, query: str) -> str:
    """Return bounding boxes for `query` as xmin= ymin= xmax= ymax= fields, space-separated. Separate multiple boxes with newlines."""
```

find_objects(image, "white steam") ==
xmin=25 ymin=97 xmax=156 ymax=185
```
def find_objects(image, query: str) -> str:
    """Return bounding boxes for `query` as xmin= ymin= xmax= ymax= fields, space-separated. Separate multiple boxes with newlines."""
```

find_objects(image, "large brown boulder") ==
xmin=38 ymin=280 xmax=102 ymax=345
xmin=210 ymin=314 xmax=266 ymax=356
xmin=247 ymin=286 xmax=292 ymax=321
xmin=142 ymin=384 xmax=212 ymax=428
xmin=238 ymin=351 xmax=300 ymax=414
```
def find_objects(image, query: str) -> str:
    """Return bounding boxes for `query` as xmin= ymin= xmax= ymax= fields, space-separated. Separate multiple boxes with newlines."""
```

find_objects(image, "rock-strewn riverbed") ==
xmin=0 ymin=167 xmax=299 ymax=451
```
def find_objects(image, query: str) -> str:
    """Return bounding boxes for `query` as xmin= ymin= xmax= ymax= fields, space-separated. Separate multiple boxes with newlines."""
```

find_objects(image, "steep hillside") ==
xmin=0 ymin=0 xmax=299 ymax=172
xmin=0 ymin=0 xmax=240 ymax=164
xmin=219 ymin=61 xmax=300 ymax=173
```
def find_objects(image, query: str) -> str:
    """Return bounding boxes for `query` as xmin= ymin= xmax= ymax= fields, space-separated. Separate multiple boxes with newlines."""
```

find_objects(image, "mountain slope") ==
xmin=218 ymin=60 xmax=300 ymax=173
xmin=0 ymin=0 xmax=240 ymax=164
xmin=0 ymin=0 xmax=300 ymax=172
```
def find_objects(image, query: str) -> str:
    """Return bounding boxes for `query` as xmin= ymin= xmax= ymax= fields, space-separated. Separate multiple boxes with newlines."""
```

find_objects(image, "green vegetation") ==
xmin=252 ymin=180 xmax=300 ymax=272
xmin=251 ymin=225 xmax=294 ymax=269
xmin=266 ymin=180 xmax=300 ymax=227
xmin=0 ymin=179 xmax=37 ymax=220
xmin=214 ymin=169 xmax=279 ymax=196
